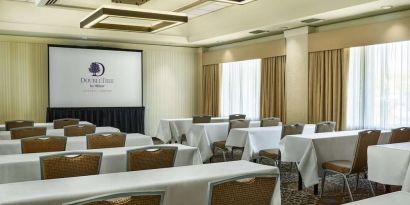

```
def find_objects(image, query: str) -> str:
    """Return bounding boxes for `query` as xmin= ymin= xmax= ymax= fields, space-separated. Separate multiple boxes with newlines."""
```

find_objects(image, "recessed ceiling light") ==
xmin=301 ymin=18 xmax=323 ymax=23
xmin=213 ymin=0 xmax=257 ymax=5
xmin=381 ymin=5 xmax=393 ymax=10
xmin=249 ymin=30 xmax=269 ymax=34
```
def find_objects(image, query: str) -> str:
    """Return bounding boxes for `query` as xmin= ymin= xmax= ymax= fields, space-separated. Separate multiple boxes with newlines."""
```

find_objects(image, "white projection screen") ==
xmin=48 ymin=45 xmax=143 ymax=108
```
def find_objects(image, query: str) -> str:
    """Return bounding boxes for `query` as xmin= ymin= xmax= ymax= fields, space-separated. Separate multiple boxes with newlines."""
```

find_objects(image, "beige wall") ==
xmin=284 ymin=28 xmax=310 ymax=124
xmin=0 ymin=42 xmax=48 ymax=124
xmin=0 ymin=35 xmax=199 ymax=136
xmin=202 ymin=39 xmax=286 ymax=65
xmin=309 ymin=16 xmax=410 ymax=52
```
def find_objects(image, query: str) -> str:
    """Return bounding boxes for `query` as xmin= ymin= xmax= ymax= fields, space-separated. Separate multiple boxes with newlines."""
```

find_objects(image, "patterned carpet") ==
xmin=153 ymin=139 xmax=402 ymax=205
xmin=212 ymin=150 xmax=401 ymax=205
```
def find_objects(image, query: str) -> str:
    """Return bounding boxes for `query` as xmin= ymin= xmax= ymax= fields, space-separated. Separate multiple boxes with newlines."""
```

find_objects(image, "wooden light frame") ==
xmin=80 ymin=5 xmax=188 ymax=33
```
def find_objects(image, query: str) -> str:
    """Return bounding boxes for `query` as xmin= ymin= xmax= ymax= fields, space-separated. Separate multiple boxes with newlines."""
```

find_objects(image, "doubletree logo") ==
xmin=89 ymin=62 xmax=105 ymax=77
xmin=82 ymin=62 xmax=113 ymax=86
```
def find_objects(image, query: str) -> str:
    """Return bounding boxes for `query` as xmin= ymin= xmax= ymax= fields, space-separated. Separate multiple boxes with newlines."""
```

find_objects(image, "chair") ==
xmin=321 ymin=130 xmax=381 ymax=201
xmin=260 ymin=117 xmax=280 ymax=127
xmin=315 ymin=121 xmax=336 ymax=133
xmin=40 ymin=152 xmax=103 ymax=180
xmin=5 ymin=120 xmax=34 ymax=131
xmin=389 ymin=127 xmax=410 ymax=144
xmin=228 ymin=114 xmax=246 ymax=120
xmin=193 ymin=115 xmax=212 ymax=124
xmin=53 ymin=118 xmax=80 ymax=129
xmin=213 ymin=119 xmax=250 ymax=161
xmin=64 ymin=124 xmax=96 ymax=137
xmin=21 ymin=136 xmax=67 ymax=154
xmin=258 ymin=123 xmax=305 ymax=166
xmin=87 ymin=132 xmax=126 ymax=149
xmin=10 ymin=127 xmax=47 ymax=140
xmin=63 ymin=191 xmax=165 ymax=205
xmin=180 ymin=115 xmax=212 ymax=144
xmin=127 ymin=146 xmax=178 ymax=171
xmin=208 ymin=174 xmax=278 ymax=205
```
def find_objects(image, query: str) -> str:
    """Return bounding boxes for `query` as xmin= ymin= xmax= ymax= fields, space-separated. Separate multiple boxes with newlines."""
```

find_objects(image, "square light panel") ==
xmin=80 ymin=5 xmax=188 ymax=33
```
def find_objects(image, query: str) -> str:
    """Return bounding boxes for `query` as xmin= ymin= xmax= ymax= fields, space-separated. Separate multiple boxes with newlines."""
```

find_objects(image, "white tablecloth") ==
xmin=343 ymin=191 xmax=410 ymax=205
xmin=0 ymin=144 xmax=202 ymax=184
xmin=0 ymin=161 xmax=280 ymax=205
xmin=280 ymin=130 xmax=392 ymax=187
xmin=225 ymin=124 xmax=315 ymax=161
xmin=368 ymin=142 xmax=410 ymax=191
xmin=0 ymin=121 xmax=92 ymax=131
xmin=0 ymin=133 xmax=153 ymax=155
xmin=0 ymin=127 xmax=120 ymax=140
xmin=186 ymin=121 xmax=260 ymax=161
xmin=156 ymin=117 xmax=228 ymax=143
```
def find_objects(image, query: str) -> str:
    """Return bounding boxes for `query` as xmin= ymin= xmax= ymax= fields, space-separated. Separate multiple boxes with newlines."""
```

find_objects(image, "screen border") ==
xmin=47 ymin=44 xmax=144 ymax=108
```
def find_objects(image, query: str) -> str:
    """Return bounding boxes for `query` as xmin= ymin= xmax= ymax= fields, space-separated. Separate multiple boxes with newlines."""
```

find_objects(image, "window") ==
xmin=220 ymin=59 xmax=261 ymax=120
xmin=346 ymin=40 xmax=410 ymax=130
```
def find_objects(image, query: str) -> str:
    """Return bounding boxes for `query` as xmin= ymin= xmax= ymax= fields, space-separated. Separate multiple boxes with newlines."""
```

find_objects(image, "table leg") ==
xmin=298 ymin=171 xmax=303 ymax=190
xmin=314 ymin=184 xmax=319 ymax=195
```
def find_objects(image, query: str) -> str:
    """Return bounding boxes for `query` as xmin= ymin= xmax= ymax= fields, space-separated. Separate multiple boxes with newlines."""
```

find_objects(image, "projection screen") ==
xmin=48 ymin=45 xmax=143 ymax=108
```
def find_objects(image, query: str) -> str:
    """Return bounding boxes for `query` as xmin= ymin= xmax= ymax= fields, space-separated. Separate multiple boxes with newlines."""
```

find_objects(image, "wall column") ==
xmin=284 ymin=27 xmax=314 ymax=123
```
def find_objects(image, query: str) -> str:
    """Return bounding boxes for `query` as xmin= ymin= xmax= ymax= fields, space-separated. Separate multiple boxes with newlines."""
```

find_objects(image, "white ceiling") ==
xmin=1 ymin=0 xmax=410 ymax=47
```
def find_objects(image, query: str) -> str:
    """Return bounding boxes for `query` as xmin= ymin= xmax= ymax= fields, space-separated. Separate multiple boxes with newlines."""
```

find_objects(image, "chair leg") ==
xmin=222 ymin=151 xmax=227 ymax=162
xmin=320 ymin=170 xmax=327 ymax=198
xmin=343 ymin=175 xmax=354 ymax=201
xmin=355 ymin=173 xmax=360 ymax=191
xmin=367 ymin=180 xmax=375 ymax=196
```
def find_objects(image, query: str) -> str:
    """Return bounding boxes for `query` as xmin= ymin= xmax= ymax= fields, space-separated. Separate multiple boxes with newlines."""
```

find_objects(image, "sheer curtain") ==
xmin=220 ymin=59 xmax=261 ymax=120
xmin=347 ymin=40 xmax=410 ymax=130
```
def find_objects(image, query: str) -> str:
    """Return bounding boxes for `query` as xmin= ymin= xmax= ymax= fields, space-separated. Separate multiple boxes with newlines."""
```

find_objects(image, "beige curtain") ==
xmin=202 ymin=64 xmax=221 ymax=116
xmin=308 ymin=48 xmax=350 ymax=130
xmin=260 ymin=56 xmax=286 ymax=122
xmin=0 ymin=41 xmax=48 ymax=124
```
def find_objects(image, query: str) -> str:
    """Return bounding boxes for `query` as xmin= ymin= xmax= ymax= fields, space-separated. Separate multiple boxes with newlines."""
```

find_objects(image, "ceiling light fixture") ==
xmin=381 ymin=5 xmax=393 ymax=10
xmin=80 ymin=5 xmax=188 ymax=33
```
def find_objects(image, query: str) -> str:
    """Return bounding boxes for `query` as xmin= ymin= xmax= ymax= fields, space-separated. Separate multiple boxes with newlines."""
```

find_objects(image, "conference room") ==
xmin=1 ymin=0 xmax=410 ymax=205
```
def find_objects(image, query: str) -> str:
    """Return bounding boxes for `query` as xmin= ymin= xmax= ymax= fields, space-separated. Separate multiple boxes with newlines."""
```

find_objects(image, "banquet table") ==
xmin=343 ymin=191 xmax=410 ymax=205
xmin=0 ymin=161 xmax=280 ymax=205
xmin=368 ymin=142 xmax=410 ymax=192
xmin=156 ymin=117 xmax=228 ymax=143
xmin=225 ymin=124 xmax=315 ymax=161
xmin=280 ymin=130 xmax=392 ymax=187
xmin=186 ymin=121 xmax=260 ymax=161
xmin=0 ymin=133 xmax=153 ymax=155
xmin=0 ymin=121 xmax=92 ymax=131
xmin=0 ymin=144 xmax=202 ymax=184
xmin=0 ymin=126 xmax=120 ymax=140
